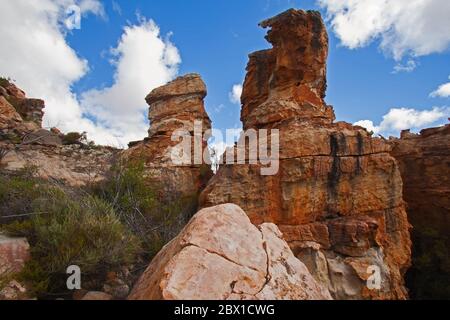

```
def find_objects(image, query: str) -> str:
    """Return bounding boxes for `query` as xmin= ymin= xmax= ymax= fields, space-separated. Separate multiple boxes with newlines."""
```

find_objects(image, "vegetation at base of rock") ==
xmin=0 ymin=169 xmax=141 ymax=297
xmin=406 ymin=226 xmax=450 ymax=299
xmin=0 ymin=160 xmax=198 ymax=297
xmin=92 ymin=159 xmax=198 ymax=260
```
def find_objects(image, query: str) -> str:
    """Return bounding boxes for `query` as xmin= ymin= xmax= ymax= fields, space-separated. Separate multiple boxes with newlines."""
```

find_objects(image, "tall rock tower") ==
xmin=126 ymin=73 xmax=212 ymax=198
xmin=200 ymin=9 xmax=411 ymax=299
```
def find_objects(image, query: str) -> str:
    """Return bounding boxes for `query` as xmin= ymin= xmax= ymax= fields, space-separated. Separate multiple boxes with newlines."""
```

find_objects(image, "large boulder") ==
xmin=200 ymin=9 xmax=411 ymax=299
xmin=128 ymin=204 xmax=331 ymax=300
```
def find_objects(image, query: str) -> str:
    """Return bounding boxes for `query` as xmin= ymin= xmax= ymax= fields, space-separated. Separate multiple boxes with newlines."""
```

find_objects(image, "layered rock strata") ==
xmin=390 ymin=125 xmax=450 ymax=298
xmin=200 ymin=9 xmax=411 ymax=299
xmin=125 ymin=73 xmax=212 ymax=197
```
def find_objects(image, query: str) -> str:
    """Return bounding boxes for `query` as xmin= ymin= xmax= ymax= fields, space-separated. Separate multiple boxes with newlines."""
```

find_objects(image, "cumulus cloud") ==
xmin=430 ymin=76 xmax=450 ymax=98
xmin=354 ymin=107 xmax=450 ymax=137
xmin=229 ymin=84 xmax=243 ymax=104
xmin=0 ymin=0 xmax=181 ymax=146
xmin=318 ymin=0 xmax=450 ymax=60
xmin=81 ymin=19 xmax=181 ymax=145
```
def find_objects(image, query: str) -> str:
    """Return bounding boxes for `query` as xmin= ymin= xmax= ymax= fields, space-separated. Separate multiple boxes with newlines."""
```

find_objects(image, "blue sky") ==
xmin=0 ymin=0 xmax=449 ymax=146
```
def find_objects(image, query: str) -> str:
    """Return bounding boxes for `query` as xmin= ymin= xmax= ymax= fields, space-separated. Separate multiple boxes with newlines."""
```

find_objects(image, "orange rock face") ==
xmin=125 ymin=74 xmax=212 ymax=197
xmin=391 ymin=125 xmax=450 ymax=236
xmin=0 ymin=80 xmax=43 ymax=134
xmin=128 ymin=204 xmax=332 ymax=300
xmin=200 ymin=9 xmax=411 ymax=299
xmin=390 ymin=125 xmax=450 ymax=298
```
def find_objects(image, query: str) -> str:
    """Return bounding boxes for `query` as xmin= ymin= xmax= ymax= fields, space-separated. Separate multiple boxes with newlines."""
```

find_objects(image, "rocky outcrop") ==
xmin=0 ymin=234 xmax=30 ymax=276
xmin=390 ymin=125 xmax=450 ymax=299
xmin=0 ymin=80 xmax=117 ymax=187
xmin=128 ymin=204 xmax=331 ymax=300
xmin=1 ymin=144 xmax=116 ymax=187
xmin=200 ymin=9 xmax=411 ymax=299
xmin=0 ymin=79 xmax=42 ymax=136
xmin=125 ymin=74 xmax=212 ymax=197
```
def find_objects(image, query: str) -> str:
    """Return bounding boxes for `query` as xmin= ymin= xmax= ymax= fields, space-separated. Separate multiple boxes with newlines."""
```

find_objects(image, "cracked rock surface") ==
xmin=128 ymin=203 xmax=331 ymax=300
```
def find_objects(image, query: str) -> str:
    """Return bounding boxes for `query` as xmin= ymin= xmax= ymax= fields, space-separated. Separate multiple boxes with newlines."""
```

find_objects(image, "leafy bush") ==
xmin=1 ymin=173 xmax=141 ymax=297
xmin=93 ymin=160 xmax=198 ymax=259
xmin=0 ymin=76 xmax=11 ymax=88
xmin=406 ymin=226 xmax=450 ymax=299
xmin=0 ymin=167 xmax=40 ymax=223
xmin=62 ymin=132 xmax=86 ymax=145
xmin=0 ymin=159 xmax=198 ymax=297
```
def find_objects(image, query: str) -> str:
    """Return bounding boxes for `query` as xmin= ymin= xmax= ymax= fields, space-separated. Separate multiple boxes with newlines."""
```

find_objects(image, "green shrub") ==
xmin=0 ymin=77 xmax=11 ymax=88
xmin=406 ymin=226 xmax=450 ymax=299
xmin=93 ymin=160 xmax=198 ymax=259
xmin=1 ymin=174 xmax=141 ymax=297
xmin=62 ymin=132 xmax=85 ymax=145
xmin=0 ymin=159 xmax=197 ymax=297
xmin=0 ymin=167 xmax=40 ymax=223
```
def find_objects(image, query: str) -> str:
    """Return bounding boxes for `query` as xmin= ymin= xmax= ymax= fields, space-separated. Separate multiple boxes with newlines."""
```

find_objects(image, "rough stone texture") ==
xmin=0 ymin=96 xmax=23 ymax=131
xmin=200 ymin=9 xmax=411 ymax=299
xmin=1 ymin=144 xmax=117 ymax=187
xmin=128 ymin=204 xmax=331 ymax=300
xmin=0 ymin=80 xmax=43 ymax=133
xmin=125 ymin=74 xmax=212 ymax=197
xmin=0 ymin=81 xmax=117 ymax=187
xmin=0 ymin=280 xmax=28 ymax=300
xmin=0 ymin=234 xmax=30 ymax=276
xmin=390 ymin=124 xmax=450 ymax=298
xmin=391 ymin=125 xmax=450 ymax=240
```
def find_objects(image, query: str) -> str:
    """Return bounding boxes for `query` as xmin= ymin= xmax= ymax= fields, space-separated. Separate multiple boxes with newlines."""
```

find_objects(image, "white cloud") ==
xmin=213 ymin=104 xmax=225 ymax=113
xmin=319 ymin=0 xmax=450 ymax=60
xmin=0 ymin=0 xmax=181 ymax=147
xmin=229 ymin=84 xmax=243 ymax=104
xmin=111 ymin=0 xmax=122 ymax=16
xmin=81 ymin=19 xmax=181 ymax=145
xmin=392 ymin=60 xmax=418 ymax=74
xmin=430 ymin=76 xmax=450 ymax=98
xmin=355 ymin=107 xmax=450 ymax=136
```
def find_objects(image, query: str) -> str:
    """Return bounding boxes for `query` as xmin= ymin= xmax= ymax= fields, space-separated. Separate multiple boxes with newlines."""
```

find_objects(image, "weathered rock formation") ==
xmin=125 ymin=73 xmax=212 ymax=197
xmin=0 ymin=79 xmax=43 ymax=136
xmin=0 ymin=79 xmax=116 ymax=187
xmin=200 ymin=9 xmax=411 ymax=299
xmin=128 ymin=204 xmax=332 ymax=300
xmin=390 ymin=125 xmax=450 ymax=299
